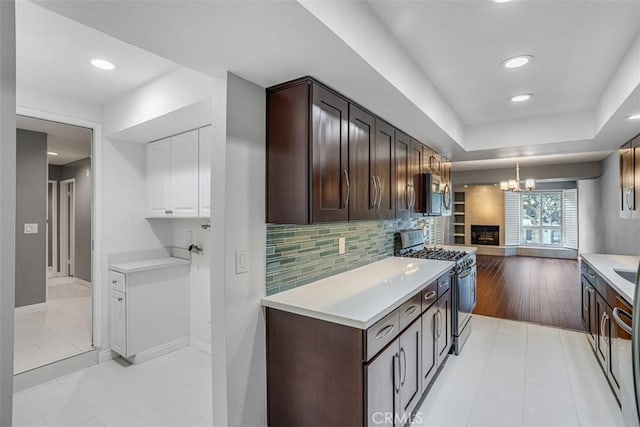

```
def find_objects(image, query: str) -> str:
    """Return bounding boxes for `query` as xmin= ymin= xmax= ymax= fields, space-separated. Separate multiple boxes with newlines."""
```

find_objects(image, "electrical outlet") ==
xmin=338 ymin=237 xmax=346 ymax=255
xmin=24 ymin=223 xmax=38 ymax=234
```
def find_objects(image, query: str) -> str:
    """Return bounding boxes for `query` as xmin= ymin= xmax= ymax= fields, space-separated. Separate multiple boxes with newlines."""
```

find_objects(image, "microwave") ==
xmin=417 ymin=173 xmax=442 ymax=216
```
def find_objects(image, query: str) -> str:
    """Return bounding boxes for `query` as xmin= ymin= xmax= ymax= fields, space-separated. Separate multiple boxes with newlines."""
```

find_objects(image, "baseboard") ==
xmin=124 ymin=336 xmax=189 ymax=365
xmin=14 ymin=348 xmax=98 ymax=392
xmin=15 ymin=302 xmax=47 ymax=315
xmin=98 ymin=349 xmax=114 ymax=363
xmin=189 ymin=336 xmax=212 ymax=355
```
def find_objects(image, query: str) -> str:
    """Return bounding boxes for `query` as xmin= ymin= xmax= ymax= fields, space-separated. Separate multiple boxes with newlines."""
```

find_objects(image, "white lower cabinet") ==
xmin=108 ymin=266 xmax=188 ymax=359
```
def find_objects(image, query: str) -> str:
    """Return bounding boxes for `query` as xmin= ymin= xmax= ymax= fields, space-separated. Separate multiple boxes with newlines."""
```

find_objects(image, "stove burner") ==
xmin=403 ymin=247 xmax=467 ymax=262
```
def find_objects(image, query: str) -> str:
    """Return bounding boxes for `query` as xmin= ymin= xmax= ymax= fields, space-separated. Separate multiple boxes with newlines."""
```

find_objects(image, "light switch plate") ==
xmin=338 ymin=237 xmax=346 ymax=255
xmin=236 ymin=248 xmax=249 ymax=274
xmin=24 ymin=223 xmax=38 ymax=234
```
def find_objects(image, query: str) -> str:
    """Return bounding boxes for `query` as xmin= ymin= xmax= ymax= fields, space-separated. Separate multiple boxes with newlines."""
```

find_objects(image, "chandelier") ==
xmin=500 ymin=160 xmax=535 ymax=192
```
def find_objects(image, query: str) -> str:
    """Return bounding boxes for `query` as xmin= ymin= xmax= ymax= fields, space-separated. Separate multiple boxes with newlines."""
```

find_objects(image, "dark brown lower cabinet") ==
xmin=581 ymin=275 xmax=596 ymax=347
xmin=595 ymin=292 xmax=610 ymax=371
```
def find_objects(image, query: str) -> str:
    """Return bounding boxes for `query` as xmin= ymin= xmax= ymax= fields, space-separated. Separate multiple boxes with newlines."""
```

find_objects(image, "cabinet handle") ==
xmin=371 ymin=176 xmax=377 ymax=209
xmin=587 ymin=286 xmax=595 ymax=295
xmin=375 ymin=324 xmax=395 ymax=340
xmin=424 ymin=290 xmax=436 ymax=300
xmin=612 ymin=307 xmax=633 ymax=334
xmin=583 ymin=287 xmax=588 ymax=311
xmin=343 ymin=169 xmax=350 ymax=209
xmin=400 ymin=347 xmax=407 ymax=386
xmin=435 ymin=311 xmax=441 ymax=339
xmin=600 ymin=312 xmax=607 ymax=340
xmin=405 ymin=185 xmax=411 ymax=210
xmin=626 ymin=186 xmax=634 ymax=210
xmin=376 ymin=176 xmax=383 ymax=209
xmin=393 ymin=353 xmax=400 ymax=393
xmin=604 ymin=314 xmax=610 ymax=346
xmin=404 ymin=305 xmax=418 ymax=316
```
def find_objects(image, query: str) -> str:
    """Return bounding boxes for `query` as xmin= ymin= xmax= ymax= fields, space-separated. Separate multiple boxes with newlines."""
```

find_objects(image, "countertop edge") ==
xmin=110 ymin=257 xmax=191 ymax=274
xmin=261 ymin=260 xmax=455 ymax=330
xmin=581 ymin=254 xmax=637 ymax=304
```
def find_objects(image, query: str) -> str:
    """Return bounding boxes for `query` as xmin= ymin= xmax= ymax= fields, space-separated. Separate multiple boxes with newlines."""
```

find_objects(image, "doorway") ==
xmin=14 ymin=115 xmax=94 ymax=374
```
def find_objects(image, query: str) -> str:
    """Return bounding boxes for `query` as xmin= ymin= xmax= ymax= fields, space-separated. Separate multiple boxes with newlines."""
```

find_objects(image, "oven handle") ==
xmin=457 ymin=267 xmax=476 ymax=280
xmin=613 ymin=307 xmax=633 ymax=335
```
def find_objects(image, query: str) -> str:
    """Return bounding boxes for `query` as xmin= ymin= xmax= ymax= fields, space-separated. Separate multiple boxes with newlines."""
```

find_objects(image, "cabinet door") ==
xmin=634 ymin=139 xmax=640 ymax=218
xmin=366 ymin=341 xmax=399 ymax=427
xmin=610 ymin=296 xmax=632 ymax=392
xmin=399 ymin=319 xmax=421 ymax=419
xmin=395 ymin=131 xmax=411 ymax=220
xmin=198 ymin=126 xmax=212 ymax=218
xmin=109 ymin=290 xmax=126 ymax=357
xmin=374 ymin=119 xmax=395 ymax=219
xmin=349 ymin=105 xmax=376 ymax=220
xmin=311 ymin=85 xmax=349 ymax=222
xmin=170 ymin=130 xmax=200 ymax=217
xmin=409 ymin=140 xmax=423 ymax=214
xmin=581 ymin=276 xmax=596 ymax=348
xmin=421 ymin=302 xmax=438 ymax=391
xmin=146 ymin=138 xmax=171 ymax=217
xmin=595 ymin=292 xmax=610 ymax=370
xmin=437 ymin=290 xmax=452 ymax=363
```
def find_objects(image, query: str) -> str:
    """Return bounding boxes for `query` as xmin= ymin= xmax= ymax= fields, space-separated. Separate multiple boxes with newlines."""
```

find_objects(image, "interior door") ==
xmin=399 ymin=319 xmax=421 ymax=419
xmin=395 ymin=131 xmax=410 ymax=220
xmin=311 ymin=84 xmax=349 ymax=222
xmin=366 ymin=341 xmax=399 ymax=427
xmin=348 ymin=104 xmax=375 ymax=220
xmin=374 ymin=119 xmax=395 ymax=219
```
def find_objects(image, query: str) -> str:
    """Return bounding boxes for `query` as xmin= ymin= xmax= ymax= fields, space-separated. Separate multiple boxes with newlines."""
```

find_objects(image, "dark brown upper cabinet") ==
xmin=266 ymin=76 xmax=449 ymax=224
xmin=395 ymin=131 xmax=411 ymax=220
xmin=373 ymin=119 xmax=396 ymax=219
xmin=348 ymin=105 xmax=376 ymax=220
xmin=620 ymin=139 xmax=635 ymax=219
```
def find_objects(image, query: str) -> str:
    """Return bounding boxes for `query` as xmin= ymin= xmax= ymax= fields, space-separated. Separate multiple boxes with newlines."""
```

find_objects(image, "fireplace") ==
xmin=471 ymin=225 xmax=500 ymax=246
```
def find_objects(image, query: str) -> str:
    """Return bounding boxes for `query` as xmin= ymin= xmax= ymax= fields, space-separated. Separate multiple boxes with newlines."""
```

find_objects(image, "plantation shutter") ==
xmin=505 ymin=192 xmax=521 ymax=246
xmin=563 ymin=189 xmax=578 ymax=249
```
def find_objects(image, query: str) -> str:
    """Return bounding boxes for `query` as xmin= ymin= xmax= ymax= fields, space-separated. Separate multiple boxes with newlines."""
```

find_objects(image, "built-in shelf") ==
xmin=453 ymin=191 xmax=466 ymax=246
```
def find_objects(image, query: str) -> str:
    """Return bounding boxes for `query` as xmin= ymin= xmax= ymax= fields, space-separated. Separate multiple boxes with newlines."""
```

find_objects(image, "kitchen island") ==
xmin=262 ymin=257 xmax=455 ymax=426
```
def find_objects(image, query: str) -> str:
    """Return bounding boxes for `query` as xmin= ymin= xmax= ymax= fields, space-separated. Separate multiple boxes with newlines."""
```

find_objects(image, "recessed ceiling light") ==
xmin=510 ymin=93 xmax=533 ymax=103
xmin=89 ymin=58 xmax=116 ymax=70
xmin=502 ymin=55 xmax=533 ymax=69
xmin=494 ymin=0 xmax=512 ymax=3
xmin=626 ymin=113 xmax=640 ymax=120
xmin=47 ymin=152 xmax=59 ymax=156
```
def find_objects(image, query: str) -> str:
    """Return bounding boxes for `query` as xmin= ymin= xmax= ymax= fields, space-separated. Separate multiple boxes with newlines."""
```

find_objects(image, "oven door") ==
xmin=456 ymin=266 xmax=477 ymax=333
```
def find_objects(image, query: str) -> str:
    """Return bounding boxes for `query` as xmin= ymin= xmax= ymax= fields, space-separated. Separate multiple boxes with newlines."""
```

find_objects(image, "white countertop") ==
xmin=110 ymin=257 xmax=191 ymax=274
xmin=261 ymin=257 xmax=455 ymax=329
xmin=581 ymin=253 xmax=639 ymax=304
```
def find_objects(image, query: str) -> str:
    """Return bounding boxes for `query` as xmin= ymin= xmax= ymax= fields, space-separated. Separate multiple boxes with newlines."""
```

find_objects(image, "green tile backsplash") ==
xmin=266 ymin=217 xmax=445 ymax=295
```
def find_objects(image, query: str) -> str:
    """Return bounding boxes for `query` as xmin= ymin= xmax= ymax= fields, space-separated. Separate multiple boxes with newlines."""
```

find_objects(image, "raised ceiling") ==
xmin=28 ymin=0 xmax=640 ymax=170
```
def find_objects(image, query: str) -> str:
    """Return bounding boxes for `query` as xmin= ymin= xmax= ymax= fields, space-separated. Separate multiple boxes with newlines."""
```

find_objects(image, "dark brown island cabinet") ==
xmin=266 ymin=272 xmax=452 ymax=426
xmin=266 ymin=77 xmax=452 ymax=224
xmin=580 ymin=259 xmax=633 ymax=401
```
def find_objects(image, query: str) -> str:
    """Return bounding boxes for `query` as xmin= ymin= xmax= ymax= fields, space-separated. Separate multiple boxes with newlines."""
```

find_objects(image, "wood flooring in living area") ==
xmin=474 ymin=255 xmax=585 ymax=332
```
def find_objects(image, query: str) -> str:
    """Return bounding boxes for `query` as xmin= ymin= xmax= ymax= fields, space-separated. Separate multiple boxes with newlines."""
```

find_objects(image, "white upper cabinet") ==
xmin=146 ymin=127 xmax=210 ymax=218
xmin=169 ymin=130 xmax=199 ymax=217
xmin=146 ymin=138 xmax=171 ymax=217
xmin=198 ymin=125 xmax=212 ymax=218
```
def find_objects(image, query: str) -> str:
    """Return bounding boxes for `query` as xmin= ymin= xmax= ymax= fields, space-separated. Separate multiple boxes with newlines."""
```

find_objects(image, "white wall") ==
xmin=172 ymin=219 xmax=212 ymax=350
xmin=577 ymin=178 xmax=603 ymax=254
xmin=0 ymin=1 xmax=16 ymax=423
xmin=17 ymin=84 xmax=103 ymax=124
xmin=209 ymin=72 xmax=267 ymax=426
xmin=600 ymin=152 xmax=640 ymax=255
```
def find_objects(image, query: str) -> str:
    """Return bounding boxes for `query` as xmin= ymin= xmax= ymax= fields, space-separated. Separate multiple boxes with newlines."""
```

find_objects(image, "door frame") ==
xmin=47 ymin=180 xmax=58 ymax=277
xmin=59 ymin=178 xmax=76 ymax=278
xmin=17 ymin=106 xmax=104 ymax=350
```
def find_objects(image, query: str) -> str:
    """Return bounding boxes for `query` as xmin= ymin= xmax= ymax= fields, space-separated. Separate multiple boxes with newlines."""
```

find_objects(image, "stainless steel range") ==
xmin=397 ymin=229 xmax=477 ymax=355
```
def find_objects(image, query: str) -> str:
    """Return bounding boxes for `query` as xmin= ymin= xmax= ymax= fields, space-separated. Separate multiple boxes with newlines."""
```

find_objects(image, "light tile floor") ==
xmin=413 ymin=315 xmax=625 ymax=427
xmin=14 ymin=278 xmax=93 ymax=374
xmin=12 ymin=316 xmax=622 ymax=427
xmin=13 ymin=347 xmax=212 ymax=427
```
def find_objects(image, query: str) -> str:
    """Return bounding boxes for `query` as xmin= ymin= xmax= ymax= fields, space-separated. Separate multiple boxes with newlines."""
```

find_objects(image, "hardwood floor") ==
xmin=474 ymin=255 xmax=585 ymax=331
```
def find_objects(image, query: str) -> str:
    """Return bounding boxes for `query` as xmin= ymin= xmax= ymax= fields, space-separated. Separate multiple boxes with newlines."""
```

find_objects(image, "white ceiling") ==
xmin=16 ymin=0 xmax=178 ymax=104
xmin=452 ymin=151 xmax=611 ymax=172
xmin=367 ymin=0 xmax=639 ymax=126
xmin=17 ymin=115 xmax=92 ymax=165
xmin=26 ymin=0 xmax=640 ymax=171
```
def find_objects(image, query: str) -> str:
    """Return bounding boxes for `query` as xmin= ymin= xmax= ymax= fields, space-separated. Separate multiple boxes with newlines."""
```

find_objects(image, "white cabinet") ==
xmin=198 ymin=125 xmax=212 ymax=218
xmin=146 ymin=128 xmax=209 ymax=218
xmin=109 ymin=289 xmax=127 ymax=356
xmin=146 ymin=138 xmax=171 ymax=217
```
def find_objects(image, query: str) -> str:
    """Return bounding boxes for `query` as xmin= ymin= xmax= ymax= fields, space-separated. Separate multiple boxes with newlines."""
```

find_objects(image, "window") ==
xmin=521 ymin=192 xmax=563 ymax=246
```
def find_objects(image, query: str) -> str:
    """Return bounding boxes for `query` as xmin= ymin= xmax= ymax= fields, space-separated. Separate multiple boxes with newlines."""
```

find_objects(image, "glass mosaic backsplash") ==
xmin=266 ymin=217 xmax=445 ymax=295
